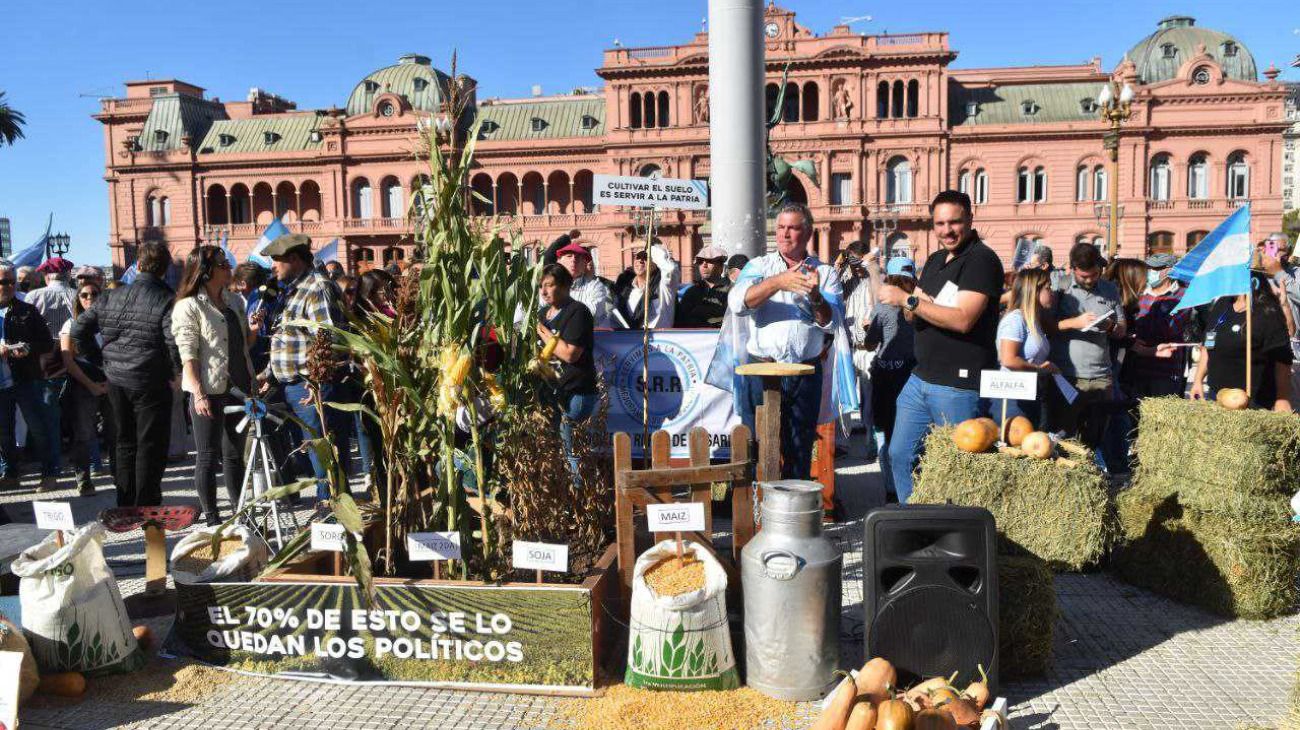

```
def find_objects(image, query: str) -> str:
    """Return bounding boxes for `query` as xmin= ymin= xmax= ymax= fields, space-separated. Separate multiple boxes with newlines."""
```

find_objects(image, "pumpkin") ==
xmin=952 ymin=420 xmax=996 ymax=454
xmin=975 ymin=417 xmax=999 ymax=441
xmin=1020 ymin=431 xmax=1053 ymax=459
xmin=875 ymin=698 xmax=915 ymax=730
xmin=38 ymin=672 xmax=86 ymax=698
xmin=1004 ymin=416 xmax=1034 ymax=447
xmin=1216 ymin=387 xmax=1249 ymax=411
xmin=914 ymin=707 xmax=957 ymax=730
xmin=854 ymin=657 xmax=896 ymax=706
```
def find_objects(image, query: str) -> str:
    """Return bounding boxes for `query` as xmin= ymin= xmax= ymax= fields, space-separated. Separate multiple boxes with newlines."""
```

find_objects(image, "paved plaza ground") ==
xmin=1 ymin=434 xmax=1294 ymax=729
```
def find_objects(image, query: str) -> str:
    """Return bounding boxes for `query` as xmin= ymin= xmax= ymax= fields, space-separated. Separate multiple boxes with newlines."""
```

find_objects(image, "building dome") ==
xmin=1126 ymin=16 xmax=1257 ymax=84
xmin=345 ymin=54 xmax=454 ymax=116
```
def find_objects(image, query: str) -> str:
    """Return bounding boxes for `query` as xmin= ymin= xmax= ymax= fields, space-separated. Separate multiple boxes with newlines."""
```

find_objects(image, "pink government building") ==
xmin=96 ymin=7 xmax=1291 ymax=275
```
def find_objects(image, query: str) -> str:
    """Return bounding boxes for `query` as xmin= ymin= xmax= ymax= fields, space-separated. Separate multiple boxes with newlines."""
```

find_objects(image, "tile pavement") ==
xmin=1 ymin=434 xmax=1294 ymax=729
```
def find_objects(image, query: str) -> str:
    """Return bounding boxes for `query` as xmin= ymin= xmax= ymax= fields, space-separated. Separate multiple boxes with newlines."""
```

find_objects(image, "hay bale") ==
xmin=912 ymin=427 xmax=1113 ymax=571
xmin=1133 ymin=397 xmax=1300 ymax=523
xmin=1113 ymin=490 xmax=1300 ymax=620
xmin=998 ymin=555 xmax=1055 ymax=679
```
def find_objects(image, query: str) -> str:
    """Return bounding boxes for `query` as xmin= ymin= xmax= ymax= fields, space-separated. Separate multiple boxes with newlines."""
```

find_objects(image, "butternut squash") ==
xmin=38 ymin=671 xmax=86 ymax=698
xmin=854 ymin=657 xmax=896 ymax=706
xmin=875 ymin=697 xmax=914 ymax=730
xmin=914 ymin=707 xmax=957 ymax=730
xmin=844 ymin=700 xmax=878 ymax=730
xmin=812 ymin=674 xmax=857 ymax=730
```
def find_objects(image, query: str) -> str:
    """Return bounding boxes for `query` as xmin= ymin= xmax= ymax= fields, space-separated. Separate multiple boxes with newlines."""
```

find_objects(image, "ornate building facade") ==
xmin=96 ymin=8 xmax=1290 ymax=276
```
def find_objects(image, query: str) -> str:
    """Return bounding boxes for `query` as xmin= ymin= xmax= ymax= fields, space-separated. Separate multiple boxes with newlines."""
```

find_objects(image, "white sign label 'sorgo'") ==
xmin=512 ymin=541 xmax=569 ymax=573
xmin=592 ymin=174 xmax=709 ymax=210
xmin=646 ymin=503 xmax=706 ymax=533
xmin=311 ymin=523 xmax=351 ymax=553
xmin=979 ymin=370 xmax=1039 ymax=401
xmin=32 ymin=501 xmax=74 ymax=531
xmin=406 ymin=532 xmax=462 ymax=561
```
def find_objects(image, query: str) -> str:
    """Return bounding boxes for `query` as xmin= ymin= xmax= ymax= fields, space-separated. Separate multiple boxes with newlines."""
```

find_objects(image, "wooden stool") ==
xmin=101 ymin=506 xmax=198 ymax=617
xmin=735 ymin=362 xmax=814 ymax=483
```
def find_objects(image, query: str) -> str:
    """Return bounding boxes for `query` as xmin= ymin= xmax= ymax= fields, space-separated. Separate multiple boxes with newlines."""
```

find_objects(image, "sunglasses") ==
xmin=79 ymin=293 xmax=97 ymax=300
xmin=0 ymin=280 xmax=14 ymax=286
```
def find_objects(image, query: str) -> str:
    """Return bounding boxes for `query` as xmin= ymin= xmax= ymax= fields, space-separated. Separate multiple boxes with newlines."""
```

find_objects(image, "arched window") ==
xmin=801 ymin=82 xmax=819 ymax=122
xmin=1188 ymin=153 xmax=1209 ymax=199
xmin=160 ymin=197 xmax=171 ymax=226
xmin=1034 ymin=167 xmax=1047 ymax=203
xmin=1147 ymin=231 xmax=1174 ymax=255
xmin=1092 ymin=166 xmax=1106 ymax=202
xmin=657 ymin=90 xmax=670 ymax=128
xmin=381 ymin=177 xmax=403 ymax=218
xmin=1227 ymin=152 xmax=1249 ymax=200
xmin=974 ymin=169 xmax=988 ymax=205
xmin=906 ymin=79 xmax=919 ymax=118
xmin=643 ymin=92 xmax=657 ymax=129
xmin=886 ymin=157 xmax=912 ymax=204
xmin=1017 ymin=167 xmax=1031 ymax=203
xmin=639 ymin=164 xmax=662 ymax=179
xmin=958 ymin=169 xmax=971 ymax=196
xmin=891 ymin=80 xmax=904 ymax=118
xmin=766 ymin=83 xmax=780 ymax=120
xmin=1149 ymin=154 xmax=1171 ymax=201
xmin=352 ymin=178 xmax=373 ymax=219
xmin=629 ymin=92 xmax=642 ymax=129
xmin=1076 ymin=166 xmax=1089 ymax=202
xmin=229 ymin=184 xmax=251 ymax=224
xmin=783 ymin=82 xmax=800 ymax=123
xmin=876 ymin=81 xmax=889 ymax=118
xmin=1187 ymin=230 xmax=1209 ymax=249
xmin=147 ymin=194 xmax=161 ymax=227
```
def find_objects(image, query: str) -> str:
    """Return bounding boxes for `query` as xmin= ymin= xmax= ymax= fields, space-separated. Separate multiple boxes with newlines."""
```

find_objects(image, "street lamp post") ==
xmin=869 ymin=205 xmax=900 ymax=257
xmin=1096 ymin=81 xmax=1133 ymax=261
xmin=47 ymin=232 xmax=70 ymax=260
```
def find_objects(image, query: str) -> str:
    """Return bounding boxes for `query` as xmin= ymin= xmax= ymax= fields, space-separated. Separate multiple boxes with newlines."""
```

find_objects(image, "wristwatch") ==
xmin=904 ymin=295 xmax=920 ymax=312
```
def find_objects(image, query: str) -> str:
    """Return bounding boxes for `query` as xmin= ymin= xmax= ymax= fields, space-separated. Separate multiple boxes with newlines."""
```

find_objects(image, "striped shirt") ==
xmin=267 ymin=270 xmax=343 ymax=383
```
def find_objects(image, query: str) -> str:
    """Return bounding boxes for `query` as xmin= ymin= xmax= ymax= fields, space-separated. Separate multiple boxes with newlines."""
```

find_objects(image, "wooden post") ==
xmin=729 ymin=425 xmax=754 ymax=559
xmin=687 ymin=428 xmax=713 ymax=536
xmin=613 ymin=432 xmax=634 ymax=596
xmin=54 ymin=531 xmax=64 ymax=550
xmin=812 ymin=421 xmax=836 ymax=513
xmin=536 ymin=569 xmax=543 ymax=585
xmin=1246 ymin=291 xmax=1254 ymax=399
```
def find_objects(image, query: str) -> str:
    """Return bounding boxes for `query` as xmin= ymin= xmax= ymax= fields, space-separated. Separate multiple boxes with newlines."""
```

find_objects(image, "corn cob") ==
xmin=447 ymin=351 xmax=473 ymax=387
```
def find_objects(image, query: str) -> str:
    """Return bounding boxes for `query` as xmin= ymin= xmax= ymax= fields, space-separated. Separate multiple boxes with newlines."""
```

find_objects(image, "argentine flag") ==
xmin=10 ymin=214 xmax=52 ymax=268
xmin=248 ymin=217 xmax=289 ymax=269
xmin=315 ymin=238 xmax=339 ymax=265
xmin=1172 ymin=204 xmax=1252 ymax=313
xmin=218 ymin=231 xmax=237 ymax=268
xmin=120 ymin=263 xmax=138 ymax=285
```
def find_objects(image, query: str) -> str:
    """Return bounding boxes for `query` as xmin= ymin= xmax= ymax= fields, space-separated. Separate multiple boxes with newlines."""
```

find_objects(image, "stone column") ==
xmin=708 ymin=0 xmax=766 ymax=258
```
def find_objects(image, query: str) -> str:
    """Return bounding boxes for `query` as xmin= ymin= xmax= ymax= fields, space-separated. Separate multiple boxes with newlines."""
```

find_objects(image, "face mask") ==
xmin=1147 ymin=269 xmax=1162 ymax=286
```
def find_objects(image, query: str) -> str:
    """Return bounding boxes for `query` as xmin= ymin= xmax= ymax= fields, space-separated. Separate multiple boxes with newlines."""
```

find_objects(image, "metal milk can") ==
xmin=741 ymin=480 xmax=842 ymax=701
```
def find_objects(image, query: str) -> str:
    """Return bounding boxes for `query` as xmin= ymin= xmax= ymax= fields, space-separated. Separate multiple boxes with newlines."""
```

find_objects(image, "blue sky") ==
xmin=0 ymin=0 xmax=1295 ymax=265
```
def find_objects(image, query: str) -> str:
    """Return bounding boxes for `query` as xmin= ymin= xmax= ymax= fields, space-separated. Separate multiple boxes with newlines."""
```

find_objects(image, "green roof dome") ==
xmin=346 ymin=54 xmax=453 ymax=116
xmin=1126 ymin=16 xmax=1257 ymax=84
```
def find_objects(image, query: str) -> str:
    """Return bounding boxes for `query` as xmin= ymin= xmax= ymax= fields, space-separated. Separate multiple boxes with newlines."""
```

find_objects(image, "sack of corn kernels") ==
xmin=625 ymin=540 xmax=738 ymax=691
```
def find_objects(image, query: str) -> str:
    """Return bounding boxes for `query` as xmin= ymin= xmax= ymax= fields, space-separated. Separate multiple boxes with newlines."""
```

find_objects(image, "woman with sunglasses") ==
xmin=171 ymin=246 xmax=256 ymax=526
xmin=60 ymin=281 xmax=113 ymax=495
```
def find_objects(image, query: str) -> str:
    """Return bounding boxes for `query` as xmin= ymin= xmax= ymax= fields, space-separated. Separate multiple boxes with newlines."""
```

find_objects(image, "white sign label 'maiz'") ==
xmin=593 ymin=174 xmax=709 ymax=210
xmin=646 ymin=502 xmax=706 ymax=533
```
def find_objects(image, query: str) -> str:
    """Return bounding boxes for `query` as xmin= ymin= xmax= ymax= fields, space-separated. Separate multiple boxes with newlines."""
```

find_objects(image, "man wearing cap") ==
xmin=1259 ymin=232 xmax=1300 ymax=409
xmin=676 ymin=246 xmax=731 ymax=328
xmin=26 ymin=257 xmax=78 ymax=487
xmin=256 ymin=233 xmax=352 ymax=510
xmin=553 ymin=240 xmax=614 ymax=329
xmin=875 ymin=191 xmax=1004 ymax=503
xmin=614 ymin=240 xmax=679 ymax=329
xmin=72 ymin=241 xmax=180 ymax=505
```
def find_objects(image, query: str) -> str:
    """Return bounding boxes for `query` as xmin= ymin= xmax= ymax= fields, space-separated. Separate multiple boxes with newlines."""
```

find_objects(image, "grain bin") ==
xmin=741 ymin=480 xmax=842 ymax=700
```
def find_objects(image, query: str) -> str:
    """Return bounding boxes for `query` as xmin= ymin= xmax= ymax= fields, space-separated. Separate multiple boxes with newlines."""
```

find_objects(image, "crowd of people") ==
xmin=0 ymin=191 xmax=1292 ymax=524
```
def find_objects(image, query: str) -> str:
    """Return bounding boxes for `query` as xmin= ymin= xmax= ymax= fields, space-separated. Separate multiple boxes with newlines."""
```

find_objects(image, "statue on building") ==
xmin=765 ymin=64 xmax=819 ymax=206
xmin=695 ymin=86 xmax=709 ymax=125
xmin=832 ymin=80 xmax=854 ymax=119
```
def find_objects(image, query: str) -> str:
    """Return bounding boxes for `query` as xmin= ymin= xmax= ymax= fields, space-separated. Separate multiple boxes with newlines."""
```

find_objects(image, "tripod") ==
xmin=226 ymin=394 xmax=299 ymax=550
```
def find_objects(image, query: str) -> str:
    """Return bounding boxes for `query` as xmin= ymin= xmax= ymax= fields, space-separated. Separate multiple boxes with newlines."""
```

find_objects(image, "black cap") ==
xmin=726 ymin=254 xmax=750 ymax=271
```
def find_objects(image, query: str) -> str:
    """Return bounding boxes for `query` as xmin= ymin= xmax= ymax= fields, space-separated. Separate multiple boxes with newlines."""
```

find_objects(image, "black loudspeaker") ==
xmin=862 ymin=504 xmax=998 ymax=695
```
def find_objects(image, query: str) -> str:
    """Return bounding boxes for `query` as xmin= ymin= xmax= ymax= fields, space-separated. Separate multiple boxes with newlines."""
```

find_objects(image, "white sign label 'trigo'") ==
xmin=32 ymin=501 xmax=74 ymax=532
xmin=646 ymin=503 xmax=706 ymax=533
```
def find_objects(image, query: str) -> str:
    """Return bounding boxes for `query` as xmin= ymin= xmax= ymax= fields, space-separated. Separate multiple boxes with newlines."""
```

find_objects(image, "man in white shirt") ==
xmin=728 ymin=202 xmax=840 ymax=479
xmin=555 ymin=241 xmax=614 ymax=329
xmin=614 ymin=240 xmax=679 ymax=329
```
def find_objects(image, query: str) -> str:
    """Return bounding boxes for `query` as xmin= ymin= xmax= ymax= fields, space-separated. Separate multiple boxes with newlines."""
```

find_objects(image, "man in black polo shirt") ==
xmin=876 ymin=190 xmax=1003 ymax=502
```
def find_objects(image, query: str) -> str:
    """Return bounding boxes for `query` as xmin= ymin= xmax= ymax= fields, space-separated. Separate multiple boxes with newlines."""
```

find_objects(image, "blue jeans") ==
xmin=888 ymin=375 xmax=984 ymax=503
xmin=0 ymin=381 xmax=51 ymax=478
xmin=558 ymin=391 xmax=599 ymax=481
xmin=738 ymin=360 xmax=824 ymax=480
xmin=37 ymin=378 xmax=65 ymax=476
xmin=285 ymin=381 xmax=356 ymax=501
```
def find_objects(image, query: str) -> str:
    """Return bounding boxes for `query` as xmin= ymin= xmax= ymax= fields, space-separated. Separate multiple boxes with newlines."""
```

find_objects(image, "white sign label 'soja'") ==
xmin=592 ymin=174 xmax=709 ymax=210
xmin=979 ymin=370 xmax=1039 ymax=401
xmin=512 ymin=541 xmax=569 ymax=573
xmin=646 ymin=503 xmax=706 ymax=533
